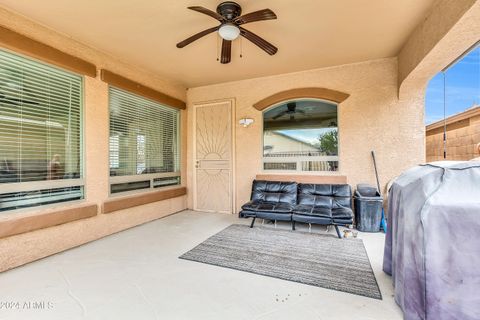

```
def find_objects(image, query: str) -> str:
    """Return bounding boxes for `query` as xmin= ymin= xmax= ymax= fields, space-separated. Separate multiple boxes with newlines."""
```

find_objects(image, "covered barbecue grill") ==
xmin=383 ymin=161 xmax=480 ymax=320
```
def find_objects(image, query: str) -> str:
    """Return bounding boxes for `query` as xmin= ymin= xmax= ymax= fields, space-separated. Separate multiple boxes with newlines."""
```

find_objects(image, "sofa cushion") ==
xmin=332 ymin=207 xmax=353 ymax=219
xmin=292 ymin=205 xmax=332 ymax=217
xmin=292 ymin=214 xmax=332 ymax=225
xmin=250 ymin=180 xmax=297 ymax=205
xmin=242 ymin=201 xmax=293 ymax=213
xmin=255 ymin=211 xmax=292 ymax=221
xmin=297 ymin=184 xmax=352 ymax=209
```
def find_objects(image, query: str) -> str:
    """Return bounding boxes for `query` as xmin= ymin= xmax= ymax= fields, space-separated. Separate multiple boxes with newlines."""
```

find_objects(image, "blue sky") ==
xmin=425 ymin=46 xmax=480 ymax=124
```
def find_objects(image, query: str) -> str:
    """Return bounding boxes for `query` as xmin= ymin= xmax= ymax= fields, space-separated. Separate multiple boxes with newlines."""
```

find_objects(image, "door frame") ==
xmin=192 ymin=98 xmax=236 ymax=214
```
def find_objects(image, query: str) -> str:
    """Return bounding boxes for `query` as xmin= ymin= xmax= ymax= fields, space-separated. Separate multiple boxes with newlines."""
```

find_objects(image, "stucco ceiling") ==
xmin=0 ymin=0 xmax=435 ymax=88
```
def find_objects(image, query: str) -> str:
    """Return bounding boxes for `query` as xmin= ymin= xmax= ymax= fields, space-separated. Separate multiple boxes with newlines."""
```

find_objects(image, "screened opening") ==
xmin=263 ymin=99 xmax=339 ymax=172
xmin=109 ymin=87 xmax=180 ymax=194
xmin=0 ymin=49 xmax=84 ymax=212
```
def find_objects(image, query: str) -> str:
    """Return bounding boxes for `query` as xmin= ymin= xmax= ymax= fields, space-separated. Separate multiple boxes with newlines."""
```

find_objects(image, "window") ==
xmin=0 ymin=49 xmax=83 ymax=211
xmin=109 ymin=87 xmax=180 ymax=194
xmin=263 ymin=100 xmax=338 ymax=172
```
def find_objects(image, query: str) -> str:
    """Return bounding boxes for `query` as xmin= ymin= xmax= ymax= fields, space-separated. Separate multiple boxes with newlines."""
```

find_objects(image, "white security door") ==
xmin=194 ymin=100 xmax=233 ymax=213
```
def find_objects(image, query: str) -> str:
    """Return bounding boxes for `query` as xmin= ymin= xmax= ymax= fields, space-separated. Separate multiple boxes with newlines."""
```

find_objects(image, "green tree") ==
xmin=318 ymin=130 xmax=338 ymax=155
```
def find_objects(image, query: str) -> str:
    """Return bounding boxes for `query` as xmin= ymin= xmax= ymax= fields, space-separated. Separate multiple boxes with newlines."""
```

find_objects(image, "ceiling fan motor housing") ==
xmin=217 ymin=1 xmax=242 ymax=20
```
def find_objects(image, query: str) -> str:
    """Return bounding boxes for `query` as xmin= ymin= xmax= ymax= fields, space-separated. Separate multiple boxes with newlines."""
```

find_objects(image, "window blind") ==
xmin=109 ymin=87 xmax=180 ymax=194
xmin=0 ymin=49 xmax=83 ymax=211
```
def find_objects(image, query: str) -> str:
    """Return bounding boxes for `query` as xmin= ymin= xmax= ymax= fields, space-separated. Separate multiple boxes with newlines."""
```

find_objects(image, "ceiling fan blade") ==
xmin=234 ymin=9 xmax=277 ymax=25
xmin=188 ymin=6 xmax=224 ymax=22
xmin=176 ymin=26 xmax=219 ymax=48
xmin=220 ymin=39 xmax=232 ymax=64
xmin=239 ymin=27 xmax=278 ymax=55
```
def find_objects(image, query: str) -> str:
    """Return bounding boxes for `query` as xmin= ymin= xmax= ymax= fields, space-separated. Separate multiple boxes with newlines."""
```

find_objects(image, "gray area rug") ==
xmin=180 ymin=224 xmax=382 ymax=299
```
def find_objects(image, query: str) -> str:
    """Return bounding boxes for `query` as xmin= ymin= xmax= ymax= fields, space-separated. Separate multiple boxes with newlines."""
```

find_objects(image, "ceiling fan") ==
xmin=272 ymin=102 xmax=305 ymax=120
xmin=176 ymin=1 xmax=278 ymax=64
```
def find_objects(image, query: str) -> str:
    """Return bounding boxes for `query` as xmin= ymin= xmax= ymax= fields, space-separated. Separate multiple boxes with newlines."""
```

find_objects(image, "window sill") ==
xmin=0 ymin=202 xmax=98 ymax=239
xmin=102 ymin=186 xmax=187 ymax=214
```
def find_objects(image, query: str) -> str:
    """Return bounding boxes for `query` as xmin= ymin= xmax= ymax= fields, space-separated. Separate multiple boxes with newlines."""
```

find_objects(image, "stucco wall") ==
xmin=187 ymin=58 xmax=426 ymax=213
xmin=0 ymin=8 xmax=188 ymax=272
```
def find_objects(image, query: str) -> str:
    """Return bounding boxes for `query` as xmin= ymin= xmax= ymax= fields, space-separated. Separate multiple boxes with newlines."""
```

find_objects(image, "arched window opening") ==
xmin=263 ymin=99 xmax=339 ymax=172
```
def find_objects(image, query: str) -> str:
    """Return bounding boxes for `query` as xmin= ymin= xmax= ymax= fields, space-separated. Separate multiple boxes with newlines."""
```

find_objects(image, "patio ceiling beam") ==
xmin=253 ymin=88 xmax=350 ymax=111
xmin=100 ymin=69 xmax=186 ymax=110
xmin=0 ymin=25 xmax=97 ymax=77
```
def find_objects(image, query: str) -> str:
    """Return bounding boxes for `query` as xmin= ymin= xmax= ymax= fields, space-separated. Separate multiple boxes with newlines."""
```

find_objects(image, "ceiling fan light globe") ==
xmin=219 ymin=24 xmax=240 ymax=40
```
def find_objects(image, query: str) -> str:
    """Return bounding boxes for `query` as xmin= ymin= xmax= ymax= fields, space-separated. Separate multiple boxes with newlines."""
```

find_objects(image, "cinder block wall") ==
xmin=426 ymin=106 xmax=480 ymax=162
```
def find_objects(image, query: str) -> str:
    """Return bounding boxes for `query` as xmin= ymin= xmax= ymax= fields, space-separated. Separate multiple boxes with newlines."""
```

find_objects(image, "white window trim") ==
xmin=262 ymin=156 xmax=339 ymax=172
xmin=263 ymin=156 xmax=339 ymax=163
xmin=109 ymin=172 xmax=180 ymax=185
xmin=0 ymin=179 xmax=85 ymax=194
xmin=109 ymin=172 xmax=181 ymax=196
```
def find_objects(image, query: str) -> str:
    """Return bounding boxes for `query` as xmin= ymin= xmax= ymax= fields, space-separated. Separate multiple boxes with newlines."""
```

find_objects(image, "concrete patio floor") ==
xmin=0 ymin=210 xmax=402 ymax=320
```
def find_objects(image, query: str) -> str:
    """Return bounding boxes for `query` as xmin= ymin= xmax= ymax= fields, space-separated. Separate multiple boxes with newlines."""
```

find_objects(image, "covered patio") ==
xmin=0 ymin=1 xmax=479 ymax=319
xmin=0 ymin=211 xmax=398 ymax=320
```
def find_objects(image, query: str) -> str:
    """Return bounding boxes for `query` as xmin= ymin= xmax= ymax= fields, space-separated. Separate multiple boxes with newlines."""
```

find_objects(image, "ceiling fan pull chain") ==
xmin=240 ymin=36 xmax=243 ymax=58
xmin=216 ymin=34 xmax=220 ymax=61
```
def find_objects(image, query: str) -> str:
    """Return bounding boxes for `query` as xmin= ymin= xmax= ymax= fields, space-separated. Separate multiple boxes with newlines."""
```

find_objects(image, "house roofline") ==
xmin=270 ymin=130 xmax=320 ymax=149
xmin=426 ymin=105 xmax=480 ymax=131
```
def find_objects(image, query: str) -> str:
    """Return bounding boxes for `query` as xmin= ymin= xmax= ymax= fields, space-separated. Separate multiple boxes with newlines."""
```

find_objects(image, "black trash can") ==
xmin=354 ymin=184 xmax=383 ymax=232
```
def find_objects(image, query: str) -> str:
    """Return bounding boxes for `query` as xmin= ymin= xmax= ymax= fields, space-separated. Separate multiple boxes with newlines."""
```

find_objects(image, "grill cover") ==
xmin=383 ymin=161 xmax=480 ymax=320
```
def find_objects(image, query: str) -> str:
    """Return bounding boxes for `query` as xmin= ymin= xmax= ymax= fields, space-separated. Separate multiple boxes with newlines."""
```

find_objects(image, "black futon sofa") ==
xmin=239 ymin=180 xmax=353 ymax=238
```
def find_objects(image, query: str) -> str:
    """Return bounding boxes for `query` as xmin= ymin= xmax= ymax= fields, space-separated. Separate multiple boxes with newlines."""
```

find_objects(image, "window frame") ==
xmin=107 ymin=86 xmax=181 ymax=196
xmin=261 ymin=98 xmax=340 ymax=173
xmin=0 ymin=48 xmax=85 ymax=211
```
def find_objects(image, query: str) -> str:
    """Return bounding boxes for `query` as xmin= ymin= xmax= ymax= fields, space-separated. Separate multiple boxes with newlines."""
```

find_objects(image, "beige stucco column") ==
xmin=84 ymin=76 xmax=110 ymax=209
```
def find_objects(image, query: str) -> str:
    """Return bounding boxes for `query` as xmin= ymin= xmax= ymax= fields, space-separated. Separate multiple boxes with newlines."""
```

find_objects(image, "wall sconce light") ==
xmin=239 ymin=118 xmax=254 ymax=127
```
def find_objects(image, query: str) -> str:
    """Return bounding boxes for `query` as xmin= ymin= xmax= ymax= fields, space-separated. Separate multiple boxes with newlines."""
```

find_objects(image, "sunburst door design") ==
xmin=194 ymin=101 xmax=232 ymax=213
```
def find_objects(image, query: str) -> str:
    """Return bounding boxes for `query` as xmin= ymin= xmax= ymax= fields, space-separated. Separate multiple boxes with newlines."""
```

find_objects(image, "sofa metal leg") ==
xmin=292 ymin=220 xmax=296 ymax=231
xmin=274 ymin=220 xmax=277 ymax=228
xmin=250 ymin=217 xmax=256 ymax=228
xmin=334 ymin=225 xmax=342 ymax=238
xmin=308 ymin=223 xmax=312 ymax=233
